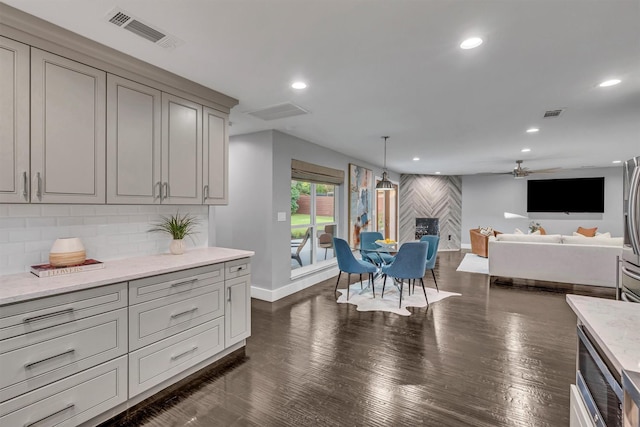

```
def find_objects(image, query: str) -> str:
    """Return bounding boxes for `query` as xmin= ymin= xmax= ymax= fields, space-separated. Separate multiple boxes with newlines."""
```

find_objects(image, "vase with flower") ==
xmin=149 ymin=212 xmax=199 ymax=255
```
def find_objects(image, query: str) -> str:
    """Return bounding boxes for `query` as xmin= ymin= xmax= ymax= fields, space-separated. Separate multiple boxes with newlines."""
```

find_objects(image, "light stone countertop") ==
xmin=566 ymin=294 xmax=640 ymax=375
xmin=0 ymin=247 xmax=254 ymax=306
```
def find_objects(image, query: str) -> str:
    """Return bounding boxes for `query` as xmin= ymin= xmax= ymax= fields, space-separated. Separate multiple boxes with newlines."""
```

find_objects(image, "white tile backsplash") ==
xmin=0 ymin=204 xmax=208 ymax=275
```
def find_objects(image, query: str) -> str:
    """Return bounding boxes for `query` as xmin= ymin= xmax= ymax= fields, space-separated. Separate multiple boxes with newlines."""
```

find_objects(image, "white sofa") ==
xmin=488 ymin=233 xmax=623 ymax=288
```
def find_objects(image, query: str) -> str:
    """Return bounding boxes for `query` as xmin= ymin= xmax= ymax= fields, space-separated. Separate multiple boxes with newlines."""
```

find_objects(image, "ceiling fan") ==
xmin=510 ymin=160 xmax=559 ymax=178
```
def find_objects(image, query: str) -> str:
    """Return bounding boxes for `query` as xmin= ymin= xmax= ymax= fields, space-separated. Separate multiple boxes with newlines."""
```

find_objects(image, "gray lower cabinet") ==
xmin=30 ymin=48 xmax=106 ymax=203
xmin=0 ymin=36 xmax=30 ymax=203
xmin=0 ymin=258 xmax=251 ymax=426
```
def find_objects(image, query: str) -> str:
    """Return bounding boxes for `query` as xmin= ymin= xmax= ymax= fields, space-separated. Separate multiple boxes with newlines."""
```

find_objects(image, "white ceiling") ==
xmin=6 ymin=0 xmax=639 ymax=176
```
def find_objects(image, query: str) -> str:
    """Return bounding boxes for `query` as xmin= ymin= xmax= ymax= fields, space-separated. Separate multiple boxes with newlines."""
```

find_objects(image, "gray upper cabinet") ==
xmin=161 ymin=93 xmax=203 ymax=205
xmin=30 ymin=48 xmax=106 ymax=204
xmin=203 ymin=107 xmax=229 ymax=205
xmin=0 ymin=36 xmax=30 ymax=203
xmin=107 ymin=74 xmax=162 ymax=204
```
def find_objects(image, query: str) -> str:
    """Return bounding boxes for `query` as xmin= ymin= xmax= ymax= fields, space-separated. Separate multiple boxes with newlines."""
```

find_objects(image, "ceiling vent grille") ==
xmin=543 ymin=109 xmax=565 ymax=118
xmin=246 ymin=102 xmax=309 ymax=121
xmin=105 ymin=8 xmax=183 ymax=50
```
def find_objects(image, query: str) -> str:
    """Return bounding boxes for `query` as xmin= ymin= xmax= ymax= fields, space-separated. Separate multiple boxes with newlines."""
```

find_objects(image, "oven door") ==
xmin=577 ymin=326 xmax=623 ymax=427
xmin=621 ymin=261 xmax=640 ymax=303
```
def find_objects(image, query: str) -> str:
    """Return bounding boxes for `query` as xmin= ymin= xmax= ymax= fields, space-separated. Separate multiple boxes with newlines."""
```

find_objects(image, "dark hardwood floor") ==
xmin=110 ymin=251 xmax=579 ymax=427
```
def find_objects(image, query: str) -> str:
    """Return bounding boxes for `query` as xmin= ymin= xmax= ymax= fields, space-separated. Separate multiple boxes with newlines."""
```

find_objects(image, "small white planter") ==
xmin=169 ymin=239 xmax=186 ymax=255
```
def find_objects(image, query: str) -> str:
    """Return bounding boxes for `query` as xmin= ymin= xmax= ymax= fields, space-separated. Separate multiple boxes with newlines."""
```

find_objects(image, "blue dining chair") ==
xmin=333 ymin=237 xmax=378 ymax=300
xmin=360 ymin=231 xmax=395 ymax=266
xmin=420 ymin=235 xmax=440 ymax=292
xmin=381 ymin=241 xmax=429 ymax=308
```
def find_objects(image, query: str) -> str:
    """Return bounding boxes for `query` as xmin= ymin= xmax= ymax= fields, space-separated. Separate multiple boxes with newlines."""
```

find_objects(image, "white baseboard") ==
xmin=251 ymin=266 xmax=340 ymax=302
xmin=461 ymin=243 xmax=471 ymax=249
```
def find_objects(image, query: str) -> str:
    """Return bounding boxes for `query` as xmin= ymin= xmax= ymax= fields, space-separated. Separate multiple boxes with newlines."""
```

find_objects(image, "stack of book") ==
xmin=30 ymin=259 xmax=104 ymax=277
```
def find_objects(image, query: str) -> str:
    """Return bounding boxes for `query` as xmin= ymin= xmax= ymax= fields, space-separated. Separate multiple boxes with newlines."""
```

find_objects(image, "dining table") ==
xmin=358 ymin=241 xmax=399 ymax=295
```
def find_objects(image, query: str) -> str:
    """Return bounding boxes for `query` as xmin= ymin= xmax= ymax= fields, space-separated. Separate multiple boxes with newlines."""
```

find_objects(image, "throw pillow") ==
xmin=531 ymin=230 xmax=541 ymax=235
xmin=539 ymin=227 xmax=547 ymax=235
xmin=514 ymin=228 xmax=524 ymax=234
xmin=576 ymin=226 xmax=597 ymax=237
xmin=595 ymin=232 xmax=612 ymax=238
xmin=479 ymin=226 xmax=494 ymax=236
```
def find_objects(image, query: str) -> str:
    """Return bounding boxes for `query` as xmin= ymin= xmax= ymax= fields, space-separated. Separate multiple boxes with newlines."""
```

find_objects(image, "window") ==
xmin=291 ymin=180 xmax=337 ymax=271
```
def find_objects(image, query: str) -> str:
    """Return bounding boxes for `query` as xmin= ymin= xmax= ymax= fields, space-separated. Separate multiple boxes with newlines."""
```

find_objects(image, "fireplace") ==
xmin=415 ymin=218 xmax=439 ymax=240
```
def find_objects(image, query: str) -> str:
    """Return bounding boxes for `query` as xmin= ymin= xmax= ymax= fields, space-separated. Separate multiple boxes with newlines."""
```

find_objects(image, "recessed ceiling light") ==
xmin=521 ymin=148 xmax=531 ymax=153
xmin=413 ymin=157 xmax=420 ymax=161
xmin=460 ymin=37 xmax=483 ymax=49
xmin=612 ymin=160 xmax=622 ymax=164
xmin=599 ymin=79 xmax=621 ymax=87
xmin=526 ymin=128 xmax=539 ymax=133
xmin=435 ymin=171 xmax=441 ymax=175
xmin=291 ymin=81 xmax=307 ymax=89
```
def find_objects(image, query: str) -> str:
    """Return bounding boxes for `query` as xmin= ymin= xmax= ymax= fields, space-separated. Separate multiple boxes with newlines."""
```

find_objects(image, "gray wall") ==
xmin=460 ymin=167 xmax=623 ymax=244
xmin=214 ymin=130 xmax=398 ymax=296
xmin=399 ymin=175 xmax=462 ymax=249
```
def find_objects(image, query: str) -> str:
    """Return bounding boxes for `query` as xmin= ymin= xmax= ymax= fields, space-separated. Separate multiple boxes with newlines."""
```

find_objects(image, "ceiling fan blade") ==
xmin=531 ymin=167 xmax=561 ymax=174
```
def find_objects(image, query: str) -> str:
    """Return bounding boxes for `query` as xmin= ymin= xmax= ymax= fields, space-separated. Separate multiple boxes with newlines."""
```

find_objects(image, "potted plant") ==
xmin=149 ymin=212 xmax=199 ymax=255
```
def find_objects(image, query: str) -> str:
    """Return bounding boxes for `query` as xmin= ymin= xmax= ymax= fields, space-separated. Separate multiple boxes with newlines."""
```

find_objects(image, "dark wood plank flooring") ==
xmin=106 ymin=251 xmax=580 ymax=427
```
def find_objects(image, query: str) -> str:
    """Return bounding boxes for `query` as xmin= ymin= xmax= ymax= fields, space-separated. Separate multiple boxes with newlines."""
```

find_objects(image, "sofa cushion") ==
xmin=562 ymin=235 xmax=623 ymax=246
xmin=576 ymin=226 xmax=597 ymax=237
xmin=495 ymin=233 xmax=562 ymax=243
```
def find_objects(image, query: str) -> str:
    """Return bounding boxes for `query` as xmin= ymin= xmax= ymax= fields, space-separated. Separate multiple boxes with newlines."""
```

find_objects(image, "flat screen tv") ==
xmin=527 ymin=177 xmax=605 ymax=213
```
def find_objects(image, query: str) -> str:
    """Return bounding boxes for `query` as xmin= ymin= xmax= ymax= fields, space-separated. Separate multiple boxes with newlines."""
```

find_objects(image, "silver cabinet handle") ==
xmin=24 ymin=404 xmax=75 ymax=427
xmin=228 ymin=287 xmax=232 ymax=302
xmin=25 ymin=349 xmax=75 ymax=369
xmin=170 ymin=307 xmax=198 ymax=318
xmin=161 ymin=182 xmax=169 ymax=200
xmin=23 ymin=308 xmax=73 ymax=323
xmin=171 ymin=278 xmax=197 ymax=288
xmin=36 ymin=172 xmax=42 ymax=200
xmin=203 ymin=184 xmax=209 ymax=201
xmin=154 ymin=181 xmax=162 ymax=200
xmin=170 ymin=346 xmax=198 ymax=361
xmin=22 ymin=171 xmax=28 ymax=200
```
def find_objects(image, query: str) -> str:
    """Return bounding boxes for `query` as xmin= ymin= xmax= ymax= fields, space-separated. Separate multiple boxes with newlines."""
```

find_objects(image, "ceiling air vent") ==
xmin=105 ymin=8 xmax=183 ymax=49
xmin=246 ymin=102 xmax=309 ymax=121
xmin=543 ymin=109 xmax=565 ymax=118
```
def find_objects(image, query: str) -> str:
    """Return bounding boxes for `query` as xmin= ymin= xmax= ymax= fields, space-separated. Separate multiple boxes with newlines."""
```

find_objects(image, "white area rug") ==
xmin=336 ymin=278 xmax=461 ymax=316
xmin=456 ymin=253 xmax=489 ymax=275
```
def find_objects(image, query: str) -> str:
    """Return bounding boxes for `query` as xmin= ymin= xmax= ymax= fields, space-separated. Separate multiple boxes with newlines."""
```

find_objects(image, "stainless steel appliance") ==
xmin=577 ymin=326 xmax=623 ymax=427
xmin=622 ymin=156 xmax=640 ymax=302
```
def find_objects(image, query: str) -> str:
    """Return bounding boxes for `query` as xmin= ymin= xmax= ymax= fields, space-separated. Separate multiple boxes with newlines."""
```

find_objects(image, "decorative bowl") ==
xmin=49 ymin=237 xmax=86 ymax=267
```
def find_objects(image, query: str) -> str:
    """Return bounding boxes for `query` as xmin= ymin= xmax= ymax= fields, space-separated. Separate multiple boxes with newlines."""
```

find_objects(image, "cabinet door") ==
xmin=107 ymin=74 xmax=161 ymax=204
xmin=225 ymin=275 xmax=251 ymax=347
xmin=0 ymin=36 xmax=30 ymax=203
xmin=31 ymin=48 xmax=106 ymax=203
xmin=161 ymin=93 xmax=202 ymax=204
xmin=203 ymin=107 xmax=228 ymax=205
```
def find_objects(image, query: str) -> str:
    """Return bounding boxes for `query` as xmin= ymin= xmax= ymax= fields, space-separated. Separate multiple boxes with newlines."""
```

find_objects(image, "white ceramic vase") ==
xmin=169 ymin=239 xmax=186 ymax=255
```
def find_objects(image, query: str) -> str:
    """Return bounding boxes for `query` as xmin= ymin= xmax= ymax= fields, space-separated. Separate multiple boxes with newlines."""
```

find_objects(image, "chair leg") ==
xmin=382 ymin=274 xmax=387 ymax=297
xmin=347 ymin=273 xmax=351 ymax=300
xmin=431 ymin=269 xmax=439 ymax=292
xmin=370 ymin=273 xmax=375 ymax=298
xmin=324 ymin=248 xmax=328 ymax=260
xmin=420 ymin=277 xmax=429 ymax=306
xmin=399 ymin=280 xmax=403 ymax=308
xmin=359 ymin=274 xmax=363 ymax=289
xmin=335 ymin=271 xmax=342 ymax=292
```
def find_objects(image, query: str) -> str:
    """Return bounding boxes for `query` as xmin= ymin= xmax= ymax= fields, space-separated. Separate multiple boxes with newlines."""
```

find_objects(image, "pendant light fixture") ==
xmin=376 ymin=136 xmax=394 ymax=190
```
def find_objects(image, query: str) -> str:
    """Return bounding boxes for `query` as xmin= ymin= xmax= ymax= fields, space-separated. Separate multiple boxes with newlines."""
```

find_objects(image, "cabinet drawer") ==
xmin=129 ymin=282 xmax=224 ymax=350
xmin=129 ymin=317 xmax=224 ymax=397
xmin=0 ymin=356 xmax=127 ymax=427
xmin=225 ymin=258 xmax=251 ymax=279
xmin=0 ymin=308 xmax=127 ymax=403
xmin=129 ymin=263 xmax=223 ymax=305
xmin=0 ymin=282 xmax=127 ymax=341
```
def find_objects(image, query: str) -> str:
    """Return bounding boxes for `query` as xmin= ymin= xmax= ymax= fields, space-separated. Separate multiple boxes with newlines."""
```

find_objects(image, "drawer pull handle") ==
xmin=24 ymin=403 xmax=75 ymax=427
xmin=171 ymin=279 xmax=197 ymax=288
xmin=170 ymin=346 xmax=198 ymax=361
xmin=170 ymin=307 xmax=198 ymax=318
xmin=23 ymin=308 xmax=74 ymax=323
xmin=25 ymin=349 xmax=75 ymax=369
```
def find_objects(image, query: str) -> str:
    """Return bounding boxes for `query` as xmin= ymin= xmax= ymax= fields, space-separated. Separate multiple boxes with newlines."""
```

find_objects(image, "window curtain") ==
xmin=291 ymin=159 xmax=344 ymax=185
